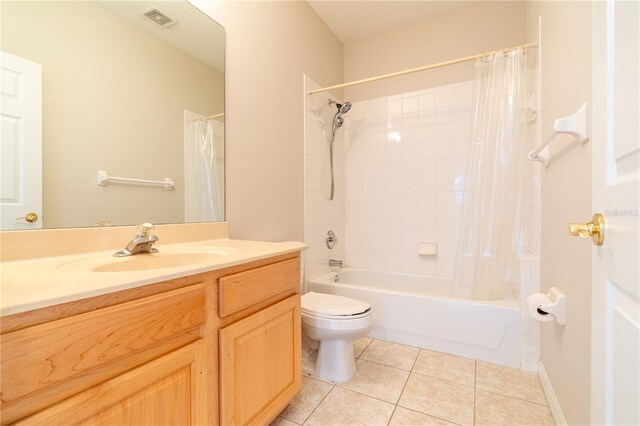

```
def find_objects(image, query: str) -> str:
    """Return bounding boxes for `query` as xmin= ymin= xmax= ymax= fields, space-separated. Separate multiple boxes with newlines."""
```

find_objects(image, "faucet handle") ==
xmin=137 ymin=223 xmax=154 ymax=237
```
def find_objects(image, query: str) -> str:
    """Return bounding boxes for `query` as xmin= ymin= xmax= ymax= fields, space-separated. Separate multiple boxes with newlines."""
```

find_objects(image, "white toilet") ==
xmin=301 ymin=291 xmax=372 ymax=383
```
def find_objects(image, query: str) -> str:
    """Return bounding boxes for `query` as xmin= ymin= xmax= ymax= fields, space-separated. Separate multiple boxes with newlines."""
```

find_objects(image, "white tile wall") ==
xmin=518 ymin=253 xmax=541 ymax=373
xmin=344 ymin=81 xmax=473 ymax=277
xmin=303 ymin=76 xmax=346 ymax=285
xmin=519 ymin=66 xmax=542 ymax=373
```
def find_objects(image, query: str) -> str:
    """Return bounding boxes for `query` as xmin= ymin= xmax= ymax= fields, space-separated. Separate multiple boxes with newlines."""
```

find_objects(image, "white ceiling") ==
xmin=307 ymin=1 xmax=467 ymax=44
xmin=98 ymin=1 xmax=225 ymax=72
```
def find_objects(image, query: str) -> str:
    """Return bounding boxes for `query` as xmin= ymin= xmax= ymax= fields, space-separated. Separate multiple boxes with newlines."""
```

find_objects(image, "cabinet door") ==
xmin=17 ymin=341 xmax=207 ymax=426
xmin=220 ymin=295 xmax=301 ymax=425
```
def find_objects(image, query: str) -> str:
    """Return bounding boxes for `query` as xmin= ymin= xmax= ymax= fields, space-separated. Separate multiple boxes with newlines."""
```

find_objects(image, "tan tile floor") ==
xmin=273 ymin=338 xmax=554 ymax=426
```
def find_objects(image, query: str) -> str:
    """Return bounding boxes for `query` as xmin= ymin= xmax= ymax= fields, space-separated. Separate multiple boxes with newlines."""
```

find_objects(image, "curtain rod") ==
xmin=191 ymin=112 xmax=225 ymax=122
xmin=308 ymin=41 xmax=538 ymax=95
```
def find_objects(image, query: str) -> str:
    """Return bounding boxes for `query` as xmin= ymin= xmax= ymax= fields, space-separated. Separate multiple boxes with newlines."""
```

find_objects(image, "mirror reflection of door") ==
xmin=1 ymin=51 xmax=42 ymax=230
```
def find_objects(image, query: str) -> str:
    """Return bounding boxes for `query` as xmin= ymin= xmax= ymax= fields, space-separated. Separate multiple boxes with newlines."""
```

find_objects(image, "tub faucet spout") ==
xmin=329 ymin=259 xmax=343 ymax=268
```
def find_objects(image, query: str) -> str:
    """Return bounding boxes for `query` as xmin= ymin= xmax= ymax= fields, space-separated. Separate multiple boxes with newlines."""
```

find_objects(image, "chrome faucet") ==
xmin=328 ymin=259 xmax=343 ymax=268
xmin=113 ymin=223 xmax=159 ymax=257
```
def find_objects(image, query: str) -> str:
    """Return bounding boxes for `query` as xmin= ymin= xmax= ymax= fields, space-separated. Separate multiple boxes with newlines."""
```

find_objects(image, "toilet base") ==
xmin=313 ymin=340 xmax=357 ymax=383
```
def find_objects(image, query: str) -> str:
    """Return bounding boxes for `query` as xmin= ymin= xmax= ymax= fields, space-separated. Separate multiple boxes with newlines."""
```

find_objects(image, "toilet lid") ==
xmin=301 ymin=291 xmax=371 ymax=317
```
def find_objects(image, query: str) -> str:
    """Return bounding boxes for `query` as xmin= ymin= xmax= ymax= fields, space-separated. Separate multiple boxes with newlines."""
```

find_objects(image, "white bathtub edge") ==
xmin=538 ymin=361 xmax=566 ymax=426
xmin=308 ymin=269 xmax=521 ymax=367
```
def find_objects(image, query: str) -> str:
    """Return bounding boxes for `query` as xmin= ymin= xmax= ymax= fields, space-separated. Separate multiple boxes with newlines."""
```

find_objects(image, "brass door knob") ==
xmin=16 ymin=212 xmax=38 ymax=223
xmin=568 ymin=213 xmax=604 ymax=246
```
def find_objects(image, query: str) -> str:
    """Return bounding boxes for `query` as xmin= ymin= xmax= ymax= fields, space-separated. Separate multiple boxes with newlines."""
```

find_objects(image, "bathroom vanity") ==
xmin=0 ymin=239 xmax=305 ymax=425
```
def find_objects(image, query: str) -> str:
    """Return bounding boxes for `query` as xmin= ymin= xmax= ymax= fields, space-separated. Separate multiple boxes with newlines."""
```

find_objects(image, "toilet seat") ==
xmin=302 ymin=310 xmax=371 ymax=320
xmin=301 ymin=292 xmax=371 ymax=319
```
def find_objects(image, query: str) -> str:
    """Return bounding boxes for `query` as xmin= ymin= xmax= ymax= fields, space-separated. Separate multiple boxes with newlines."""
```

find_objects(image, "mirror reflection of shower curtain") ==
xmin=185 ymin=118 xmax=223 ymax=222
xmin=453 ymin=48 xmax=530 ymax=300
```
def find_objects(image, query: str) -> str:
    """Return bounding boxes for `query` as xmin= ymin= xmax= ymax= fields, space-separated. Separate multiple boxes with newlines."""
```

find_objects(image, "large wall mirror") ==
xmin=1 ymin=1 xmax=225 ymax=231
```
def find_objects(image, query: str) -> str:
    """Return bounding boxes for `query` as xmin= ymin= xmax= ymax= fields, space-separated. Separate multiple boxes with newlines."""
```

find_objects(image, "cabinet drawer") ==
xmin=1 ymin=284 xmax=205 ymax=404
xmin=218 ymin=258 xmax=300 ymax=317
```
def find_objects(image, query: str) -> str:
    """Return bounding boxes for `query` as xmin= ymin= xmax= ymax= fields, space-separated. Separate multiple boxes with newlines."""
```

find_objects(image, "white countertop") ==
xmin=0 ymin=238 xmax=307 ymax=316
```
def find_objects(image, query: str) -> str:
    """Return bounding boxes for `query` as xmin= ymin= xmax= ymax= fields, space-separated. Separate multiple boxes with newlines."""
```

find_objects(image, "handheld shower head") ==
xmin=332 ymin=101 xmax=351 ymax=129
xmin=327 ymin=100 xmax=352 ymax=202
xmin=336 ymin=102 xmax=352 ymax=114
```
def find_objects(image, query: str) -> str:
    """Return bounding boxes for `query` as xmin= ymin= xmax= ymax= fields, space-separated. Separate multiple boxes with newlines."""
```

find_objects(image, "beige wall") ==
xmin=189 ymin=0 xmax=344 ymax=242
xmin=1 ymin=1 xmax=224 ymax=229
xmin=344 ymin=2 xmax=526 ymax=101
xmin=525 ymin=3 xmax=592 ymax=425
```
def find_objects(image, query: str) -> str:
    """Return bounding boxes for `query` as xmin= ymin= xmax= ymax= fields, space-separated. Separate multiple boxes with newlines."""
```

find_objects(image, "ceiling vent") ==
xmin=142 ymin=8 xmax=178 ymax=28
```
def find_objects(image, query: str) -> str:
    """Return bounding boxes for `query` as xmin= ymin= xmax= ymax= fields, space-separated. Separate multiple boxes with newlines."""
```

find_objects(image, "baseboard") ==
xmin=538 ymin=361 xmax=568 ymax=426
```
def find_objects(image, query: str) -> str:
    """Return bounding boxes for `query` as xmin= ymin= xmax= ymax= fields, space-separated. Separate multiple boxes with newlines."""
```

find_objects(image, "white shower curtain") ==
xmin=185 ymin=119 xmax=223 ymax=222
xmin=453 ymin=48 xmax=530 ymax=300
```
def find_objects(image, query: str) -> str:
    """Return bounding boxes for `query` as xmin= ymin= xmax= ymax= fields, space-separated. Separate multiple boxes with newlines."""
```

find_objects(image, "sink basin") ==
xmin=92 ymin=252 xmax=223 ymax=272
xmin=57 ymin=245 xmax=240 ymax=272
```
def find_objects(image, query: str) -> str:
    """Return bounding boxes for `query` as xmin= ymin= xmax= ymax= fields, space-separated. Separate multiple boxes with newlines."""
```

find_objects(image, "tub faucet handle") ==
xmin=329 ymin=259 xmax=343 ymax=268
xmin=326 ymin=230 xmax=338 ymax=249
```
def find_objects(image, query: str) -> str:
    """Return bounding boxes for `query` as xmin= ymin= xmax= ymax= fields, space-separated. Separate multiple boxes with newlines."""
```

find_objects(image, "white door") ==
xmin=591 ymin=1 xmax=640 ymax=425
xmin=1 ymin=51 xmax=42 ymax=230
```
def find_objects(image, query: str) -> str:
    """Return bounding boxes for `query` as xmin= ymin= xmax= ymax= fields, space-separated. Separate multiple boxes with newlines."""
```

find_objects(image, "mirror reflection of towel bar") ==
xmin=528 ymin=103 xmax=589 ymax=166
xmin=96 ymin=170 xmax=174 ymax=190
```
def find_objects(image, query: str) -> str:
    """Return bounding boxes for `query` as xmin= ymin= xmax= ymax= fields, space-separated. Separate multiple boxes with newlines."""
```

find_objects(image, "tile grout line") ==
xmin=336 ymin=381 xmax=405 ymax=406
xmin=386 ymin=349 xmax=420 ymax=426
xmin=401 ymin=356 xmax=475 ymax=426
xmin=386 ymin=405 xmax=398 ymax=426
xmin=394 ymin=387 xmax=471 ymax=426
xmin=476 ymin=388 xmax=551 ymax=408
xmin=356 ymin=337 xmax=375 ymax=359
xmin=408 ymin=369 xmax=475 ymax=390
xmin=408 ymin=348 xmax=421 ymax=372
xmin=299 ymin=382 xmax=336 ymax=426
xmin=396 ymin=350 xmax=419 ymax=396
xmin=473 ymin=360 xmax=477 ymax=426
xmin=394 ymin=405 xmax=467 ymax=426
xmin=354 ymin=355 xmax=416 ymax=373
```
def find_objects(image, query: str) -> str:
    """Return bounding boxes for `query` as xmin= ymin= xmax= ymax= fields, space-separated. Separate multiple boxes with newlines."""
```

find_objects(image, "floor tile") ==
xmin=271 ymin=417 xmax=300 ymax=426
xmin=476 ymin=360 xmax=547 ymax=405
xmin=360 ymin=339 xmax=420 ymax=370
xmin=398 ymin=373 xmax=474 ymax=426
xmin=280 ymin=377 xmax=333 ymax=424
xmin=475 ymin=390 xmax=554 ymax=425
xmin=304 ymin=387 xmax=395 ymax=426
xmin=389 ymin=406 xmax=458 ymax=425
xmin=412 ymin=349 xmax=475 ymax=387
xmin=354 ymin=336 xmax=373 ymax=358
xmin=338 ymin=359 xmax=410 ymax=403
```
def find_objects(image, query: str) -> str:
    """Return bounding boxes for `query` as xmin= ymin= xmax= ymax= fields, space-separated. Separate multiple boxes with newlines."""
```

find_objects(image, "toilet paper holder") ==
xmin=531 ymin=287 xmax=566 ymax=326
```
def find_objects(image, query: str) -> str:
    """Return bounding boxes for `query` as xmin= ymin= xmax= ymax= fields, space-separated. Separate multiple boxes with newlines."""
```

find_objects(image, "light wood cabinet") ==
xmin=1 ymin=284 xmax=206 ymax=405
xmin=0 ymin=252 xmax=302 ymax=426
xmin=219 ymin=295 xmax=301 ymax=425
xmin=16 ymin=341 xmax=207 ymax=426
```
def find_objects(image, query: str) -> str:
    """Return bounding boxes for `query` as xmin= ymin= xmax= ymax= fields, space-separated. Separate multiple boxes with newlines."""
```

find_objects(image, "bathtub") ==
xmin=308 ymin=268 xmax=521 ymax=368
